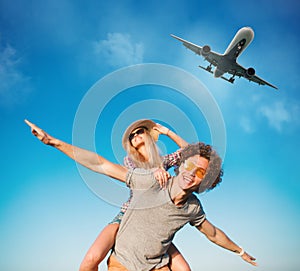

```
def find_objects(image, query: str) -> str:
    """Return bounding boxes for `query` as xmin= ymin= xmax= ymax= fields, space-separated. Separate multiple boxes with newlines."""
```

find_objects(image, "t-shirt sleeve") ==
xmin=189 ymin=196 xmax=206 ymax=227
xmin=190 ymin=213 xmax=206 ymax=227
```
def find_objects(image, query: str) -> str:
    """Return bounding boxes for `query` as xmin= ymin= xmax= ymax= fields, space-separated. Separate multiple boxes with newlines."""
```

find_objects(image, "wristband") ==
xmin=237 ymin=247 xmax=245 ymax=256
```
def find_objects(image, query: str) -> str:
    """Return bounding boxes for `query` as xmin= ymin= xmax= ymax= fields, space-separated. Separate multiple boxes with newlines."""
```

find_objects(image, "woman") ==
xmin=25 ymin=119 xmax=190 ymax=271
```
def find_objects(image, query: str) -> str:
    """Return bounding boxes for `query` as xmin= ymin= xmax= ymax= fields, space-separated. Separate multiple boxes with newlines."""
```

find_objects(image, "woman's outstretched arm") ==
xmin=25 ymin=119 xmax=128 ymax=182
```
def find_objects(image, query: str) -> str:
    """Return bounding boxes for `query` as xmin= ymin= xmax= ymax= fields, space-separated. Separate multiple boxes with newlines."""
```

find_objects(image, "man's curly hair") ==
xmin=174 ymin=142 xmax=223 ymax=193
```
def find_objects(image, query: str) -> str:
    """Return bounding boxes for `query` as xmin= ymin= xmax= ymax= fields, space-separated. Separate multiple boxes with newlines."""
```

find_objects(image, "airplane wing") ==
xmin=228 ymin=62 xmax=278 ymax=90
xmin=170 ymin=34 xmax=222 ymax=67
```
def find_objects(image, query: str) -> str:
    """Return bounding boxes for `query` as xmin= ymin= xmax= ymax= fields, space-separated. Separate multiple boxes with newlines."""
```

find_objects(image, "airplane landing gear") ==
xmin=229 ymin=77 xmax=235 ymax=83
xmin=206 ymin=65 xmax=212 ymax=72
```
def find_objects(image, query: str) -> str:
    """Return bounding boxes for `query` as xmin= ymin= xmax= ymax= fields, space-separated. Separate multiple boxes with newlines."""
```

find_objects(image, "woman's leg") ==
xmin=167 ymin=243 xmax=191 ymax=271
xmin=79 ymin=223 xmax=120 ymax=271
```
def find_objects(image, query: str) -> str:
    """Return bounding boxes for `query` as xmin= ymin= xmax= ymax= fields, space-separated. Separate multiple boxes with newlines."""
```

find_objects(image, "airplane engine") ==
xmin=201 ymin=45 xmax=211 ymax=56
xmin=246 ymin=67 xmax=255 ymax=77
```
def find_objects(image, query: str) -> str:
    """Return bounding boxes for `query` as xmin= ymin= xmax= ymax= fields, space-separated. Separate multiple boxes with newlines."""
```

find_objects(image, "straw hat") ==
xmin=122 ymin=119 xmax=159 ymax=149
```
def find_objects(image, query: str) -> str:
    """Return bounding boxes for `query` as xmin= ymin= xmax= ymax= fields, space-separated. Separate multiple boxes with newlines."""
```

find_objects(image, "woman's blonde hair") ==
xmin=124 ymin=130 xmax=162 ymax=169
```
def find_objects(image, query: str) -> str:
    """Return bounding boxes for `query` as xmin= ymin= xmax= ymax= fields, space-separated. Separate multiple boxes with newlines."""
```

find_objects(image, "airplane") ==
xmin=171 ymin=27 xmax=278 ymax=90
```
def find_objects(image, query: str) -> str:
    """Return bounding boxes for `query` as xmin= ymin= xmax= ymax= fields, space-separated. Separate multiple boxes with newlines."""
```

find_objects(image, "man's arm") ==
xmin=25 ymin=119 xmax=128 ymax=182
xmin=196 ymin=219 xmax=257 ymax=266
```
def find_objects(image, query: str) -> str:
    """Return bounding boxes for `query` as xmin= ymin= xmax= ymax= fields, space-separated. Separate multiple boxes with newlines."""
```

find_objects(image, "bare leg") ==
xmin=167 ymin=243 xmax=191 ymax=271
xmin=79 ymin=223 xmax=120 ymax=271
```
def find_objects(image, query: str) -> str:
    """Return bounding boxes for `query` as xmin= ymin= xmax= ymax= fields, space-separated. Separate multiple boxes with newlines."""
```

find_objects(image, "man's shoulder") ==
xmin=187 ymin=193 xmax=204 ymax=211
xmin=187 ymin=194 xmax=206 ymax=224
xmin=133 ymin=168 xmax=153 ymax=174
xmin=187 ymin=193 xmax=201 ymax=205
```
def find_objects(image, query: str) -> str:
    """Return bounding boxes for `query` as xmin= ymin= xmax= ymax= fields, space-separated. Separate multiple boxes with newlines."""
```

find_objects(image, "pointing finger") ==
xmin=24 ymin=119 xmax=38 ymax=130
xmin=24 ymin=119 xmax=42 ymax=133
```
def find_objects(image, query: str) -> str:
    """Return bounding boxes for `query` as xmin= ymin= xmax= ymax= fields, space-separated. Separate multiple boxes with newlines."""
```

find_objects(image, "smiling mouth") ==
xmin=183 ymin=175 xmax=194 ymax=186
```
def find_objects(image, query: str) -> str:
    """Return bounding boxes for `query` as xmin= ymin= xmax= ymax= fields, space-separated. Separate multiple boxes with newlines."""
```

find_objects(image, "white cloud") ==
xmin=0 ymin=43 xmax=32 ymax=108
xmin=236 ymin=93 xmax=299 ymax=134
xmin=93 ymin=33 xmax=144 ymax=68
xmin=240 ymin=116 xmax=255 ymax=133
xmin=259 ymin=101 xmax=297 ymax=132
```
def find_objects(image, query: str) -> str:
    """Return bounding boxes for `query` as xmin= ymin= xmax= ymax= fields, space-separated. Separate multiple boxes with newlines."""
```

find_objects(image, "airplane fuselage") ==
xmin=214 ymin=27 xmax=254 ymax=78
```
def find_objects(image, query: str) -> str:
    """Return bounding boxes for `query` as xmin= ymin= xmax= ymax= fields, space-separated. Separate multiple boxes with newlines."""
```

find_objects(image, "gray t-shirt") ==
xmin=112 ymin=168 xmax=206 ymax=271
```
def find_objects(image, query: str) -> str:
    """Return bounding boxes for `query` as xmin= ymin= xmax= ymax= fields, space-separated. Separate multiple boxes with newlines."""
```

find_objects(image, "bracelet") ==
xmin=237 ymin=247 xmax=245 ymax=256
xmin=166 ymin=129 xmax=170 ymax=136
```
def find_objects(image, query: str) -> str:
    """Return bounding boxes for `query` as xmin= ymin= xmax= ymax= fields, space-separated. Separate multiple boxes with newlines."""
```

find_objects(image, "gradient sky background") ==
xmin=1 ymin=0 xmax=299 ymax=271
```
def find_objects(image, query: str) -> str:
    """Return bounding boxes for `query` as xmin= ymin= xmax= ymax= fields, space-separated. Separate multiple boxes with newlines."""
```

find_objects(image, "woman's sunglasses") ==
xmin=129 ymin=127 xmax=147 ymax=141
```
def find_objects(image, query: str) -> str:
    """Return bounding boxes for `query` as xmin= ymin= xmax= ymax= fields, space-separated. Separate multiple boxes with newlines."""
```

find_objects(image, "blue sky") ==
xmin=1 ymin=0 xmax=300 ymax=270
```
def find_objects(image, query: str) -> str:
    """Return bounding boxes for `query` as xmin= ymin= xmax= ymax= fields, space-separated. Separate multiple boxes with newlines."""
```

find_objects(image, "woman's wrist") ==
xmin=51 ymin=138 xmax=61 ymax=147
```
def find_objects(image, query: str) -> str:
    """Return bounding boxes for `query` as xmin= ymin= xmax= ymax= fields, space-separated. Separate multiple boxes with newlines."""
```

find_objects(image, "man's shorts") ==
xmin=107 ymin=255 xmax=170 ymax=271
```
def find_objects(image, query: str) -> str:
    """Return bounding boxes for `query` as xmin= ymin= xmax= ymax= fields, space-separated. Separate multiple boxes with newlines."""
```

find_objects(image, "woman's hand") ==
xmin=153 ymin=123 xmax=169 ymax=135
xmin=25 ymin=119 xmax=57 ymax=146
xmin=153 ymin=123 xmax=188 ymax=148
xmin=153 ymin=168 xmax=171 ymax=189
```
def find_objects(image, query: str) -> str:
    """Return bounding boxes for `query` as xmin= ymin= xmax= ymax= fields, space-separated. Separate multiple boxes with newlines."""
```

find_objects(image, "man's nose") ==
xmin=189 ymin=168 xmax=197 ymax=177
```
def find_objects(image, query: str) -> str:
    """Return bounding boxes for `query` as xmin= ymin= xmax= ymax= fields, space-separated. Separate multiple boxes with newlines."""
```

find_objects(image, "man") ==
xmin=25 ymin=119 xmax=257 ymax=270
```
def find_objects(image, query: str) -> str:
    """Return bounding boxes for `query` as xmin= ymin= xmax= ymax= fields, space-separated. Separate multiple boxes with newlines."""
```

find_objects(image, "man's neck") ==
xmin=169 ymin=177 xmax=189 ymax=206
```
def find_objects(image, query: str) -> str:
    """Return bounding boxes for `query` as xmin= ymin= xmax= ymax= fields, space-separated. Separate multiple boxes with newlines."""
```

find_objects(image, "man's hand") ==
xmin=197 ymin=219 xmax=257 ymax=267
xmin=241 ymin=251 xmax=257 ymax=266
xmin=24 ymin=119 xmax=57 ymax=146
xmin=153 ymin=168 xmax=170 ymax=189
